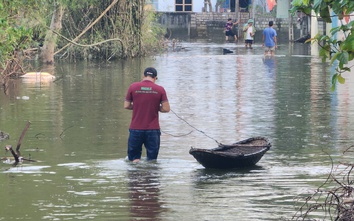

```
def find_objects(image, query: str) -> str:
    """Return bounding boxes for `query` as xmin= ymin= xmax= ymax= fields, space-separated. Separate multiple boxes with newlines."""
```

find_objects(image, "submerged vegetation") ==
xmin=292 ymin=152 xmax=354 ymax=220
xmin=0 ymin=0 xmax=166 ymax=85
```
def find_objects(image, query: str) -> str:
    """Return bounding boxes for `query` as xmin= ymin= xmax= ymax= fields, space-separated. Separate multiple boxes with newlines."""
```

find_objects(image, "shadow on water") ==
xmin=192 ymin=165 xmax=266 ymax=183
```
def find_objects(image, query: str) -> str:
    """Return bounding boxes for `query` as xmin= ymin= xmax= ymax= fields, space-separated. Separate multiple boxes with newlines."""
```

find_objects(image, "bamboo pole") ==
xmin=54 ymin=0 xmax=119 ymax=56
xmin=16 ymin=121 xmax=31 ymax=153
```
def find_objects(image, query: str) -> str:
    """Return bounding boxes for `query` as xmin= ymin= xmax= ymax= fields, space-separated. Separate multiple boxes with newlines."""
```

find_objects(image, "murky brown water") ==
xmin=1 ymin=41 xmax=354 ymax=220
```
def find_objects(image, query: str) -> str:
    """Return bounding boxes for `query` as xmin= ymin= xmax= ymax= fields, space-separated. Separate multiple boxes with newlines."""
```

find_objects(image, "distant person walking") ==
xmin=124 ymin=67 xmax=170 ymax=162
xmin=262 ymin=21 xmax=277 ymax=56
xmin=243 ymin=19 xmax=256 ymax=49
xmin=224 ymin=18 xmax=239 ymax=41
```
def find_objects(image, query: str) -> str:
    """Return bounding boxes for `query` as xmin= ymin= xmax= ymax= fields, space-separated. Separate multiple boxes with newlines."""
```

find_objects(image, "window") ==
xmin=175 ymin=0 xmax=192 ymax=12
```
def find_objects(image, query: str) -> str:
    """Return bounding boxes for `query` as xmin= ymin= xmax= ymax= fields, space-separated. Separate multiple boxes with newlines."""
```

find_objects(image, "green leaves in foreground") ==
xmin=331 ymin=73 xmax=346 ymax=91
xmin=290 ymin=0 xmax=354 ymax=90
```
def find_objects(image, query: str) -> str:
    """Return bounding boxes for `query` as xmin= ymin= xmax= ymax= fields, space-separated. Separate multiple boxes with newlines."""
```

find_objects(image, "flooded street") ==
xmin=1 ymin=41 xmax=354 ymax=220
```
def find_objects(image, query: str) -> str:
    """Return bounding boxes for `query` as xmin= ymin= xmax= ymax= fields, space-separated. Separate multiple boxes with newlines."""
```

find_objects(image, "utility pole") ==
xmin=236 ymin=0 xmax=240 ymax=38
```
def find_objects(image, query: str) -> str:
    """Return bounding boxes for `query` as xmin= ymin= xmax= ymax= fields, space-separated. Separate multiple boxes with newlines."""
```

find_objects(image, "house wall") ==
xmin=155 ymin=0 xmax=218 ymax=12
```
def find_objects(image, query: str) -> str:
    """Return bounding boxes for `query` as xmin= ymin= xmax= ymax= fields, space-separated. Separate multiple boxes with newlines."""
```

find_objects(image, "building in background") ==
xmin=148 ymin=0 xmax=199 ymax=12
xmin=145 ymin=0 xmax=285 ymax=15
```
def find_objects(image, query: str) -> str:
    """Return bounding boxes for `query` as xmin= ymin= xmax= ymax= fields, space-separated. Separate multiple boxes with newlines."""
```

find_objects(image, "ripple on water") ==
xmin=3 ymin=165 xmax=52 ymax=174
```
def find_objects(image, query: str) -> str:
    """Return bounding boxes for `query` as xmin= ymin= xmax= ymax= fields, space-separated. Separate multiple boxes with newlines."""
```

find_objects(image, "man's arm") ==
xmin=124 ymin=100 xmax=133 ymax=110
xmin=159 ymin=101 xmax=170 ymax=113
xmin=243 ymin=24 xmax=248 ymax=32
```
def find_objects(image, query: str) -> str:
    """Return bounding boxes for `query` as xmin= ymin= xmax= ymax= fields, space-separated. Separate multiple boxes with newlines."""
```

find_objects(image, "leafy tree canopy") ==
xmin=0 ymin=0 xmax=163 ymax=80
xmin=0 ymin=0 xmax=46 ymax=76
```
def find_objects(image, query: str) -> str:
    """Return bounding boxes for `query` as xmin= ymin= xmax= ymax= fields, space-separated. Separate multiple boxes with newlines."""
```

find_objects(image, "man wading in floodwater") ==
xmin=243 ymin=19 xmax=256 ymax=49
xmin=225 ymin=18 xmax=239 ymax=41
xmin=262 ymin=21 xmax=277 ymax=56
xmin=124 ymin=67 xmax=170 ymax=162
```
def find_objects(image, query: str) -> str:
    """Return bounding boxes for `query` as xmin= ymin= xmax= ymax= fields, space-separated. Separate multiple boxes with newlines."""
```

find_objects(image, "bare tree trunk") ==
xmin=216 ymin=2 xmax=221 ymax=12
xmin=208 ymin=0 xmax=213 ymax=12
xmin=204 ymin=0 xmax=212 ymax=12
xmin=41 ymin=1 xmax=64 ymax=64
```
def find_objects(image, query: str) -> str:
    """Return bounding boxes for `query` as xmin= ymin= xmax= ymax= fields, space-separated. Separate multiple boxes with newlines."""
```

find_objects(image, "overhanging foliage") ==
xmin=290 ymin=0 xmax=354 ymax=90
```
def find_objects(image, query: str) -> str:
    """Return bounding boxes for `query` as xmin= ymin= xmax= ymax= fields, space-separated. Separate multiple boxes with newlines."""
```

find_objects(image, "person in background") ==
xmin=225 ymin=18 xmax=239 ymax=41
xmin=262 ymin=21 xmax=277 ymax=56
xmin=124 ymin=67 xmax=170 ymax=162
xmin=243 ymin=19 xmax=256 ymax=49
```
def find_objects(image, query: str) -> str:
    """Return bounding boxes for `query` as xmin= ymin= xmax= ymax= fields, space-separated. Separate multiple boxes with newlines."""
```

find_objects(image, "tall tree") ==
xmin=41 ymin=1 xmax=64 ymax=64
xmin=204 ymin=0 xmax=213 ymax=12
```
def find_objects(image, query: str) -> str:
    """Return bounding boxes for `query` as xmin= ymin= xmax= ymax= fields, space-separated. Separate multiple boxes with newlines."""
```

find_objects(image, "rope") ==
xmin=162 ymin=130 xmax=193 ymax=137
xmin=170 ymin=109 xmax=221 ymax=145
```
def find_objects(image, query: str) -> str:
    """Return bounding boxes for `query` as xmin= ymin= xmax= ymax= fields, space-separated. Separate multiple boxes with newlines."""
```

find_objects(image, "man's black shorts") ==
xmin=225 ymin=30 xmax=235 ymax=36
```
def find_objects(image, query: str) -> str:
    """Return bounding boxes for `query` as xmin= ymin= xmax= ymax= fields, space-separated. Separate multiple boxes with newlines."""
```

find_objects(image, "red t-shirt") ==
xmin=125 ymin=80 xmax=168 ymax=130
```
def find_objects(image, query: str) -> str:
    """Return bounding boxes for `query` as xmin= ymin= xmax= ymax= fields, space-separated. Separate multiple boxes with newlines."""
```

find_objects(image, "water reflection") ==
xmin=262 ymin=56 xmax=276 ymax=78
xmin=127 ymin=163 xmax=165 ymax=220
xmin=1 ymin=42 xmax=354 ymax=221
xmin=335 ymin=61 xmax=354 ymax=149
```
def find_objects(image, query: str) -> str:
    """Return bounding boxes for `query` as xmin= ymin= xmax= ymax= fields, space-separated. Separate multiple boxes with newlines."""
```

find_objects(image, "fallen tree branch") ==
xmin=2 ymin=122 xmax=37 ymax=165
xmin=50 ymin=28 xmax=123 ymax=47
xmin=5 ymin=145 xmax=19 ymax=162
xmin=54 ymin=0 xmax=119 ymax=56
xmin=16 ymin=121 xmax=31 ymax=153
xmin=3 ymin=145 xmax=37 ymax=164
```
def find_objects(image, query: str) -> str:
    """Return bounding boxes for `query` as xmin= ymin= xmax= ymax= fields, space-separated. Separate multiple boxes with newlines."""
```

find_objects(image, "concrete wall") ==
xmin=157 ymin=12 xmax=312 ymax=42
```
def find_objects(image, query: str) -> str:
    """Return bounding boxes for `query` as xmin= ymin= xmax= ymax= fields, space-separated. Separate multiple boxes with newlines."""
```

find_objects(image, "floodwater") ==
xmin=1 ymin=41 xmax=354 ymax=221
